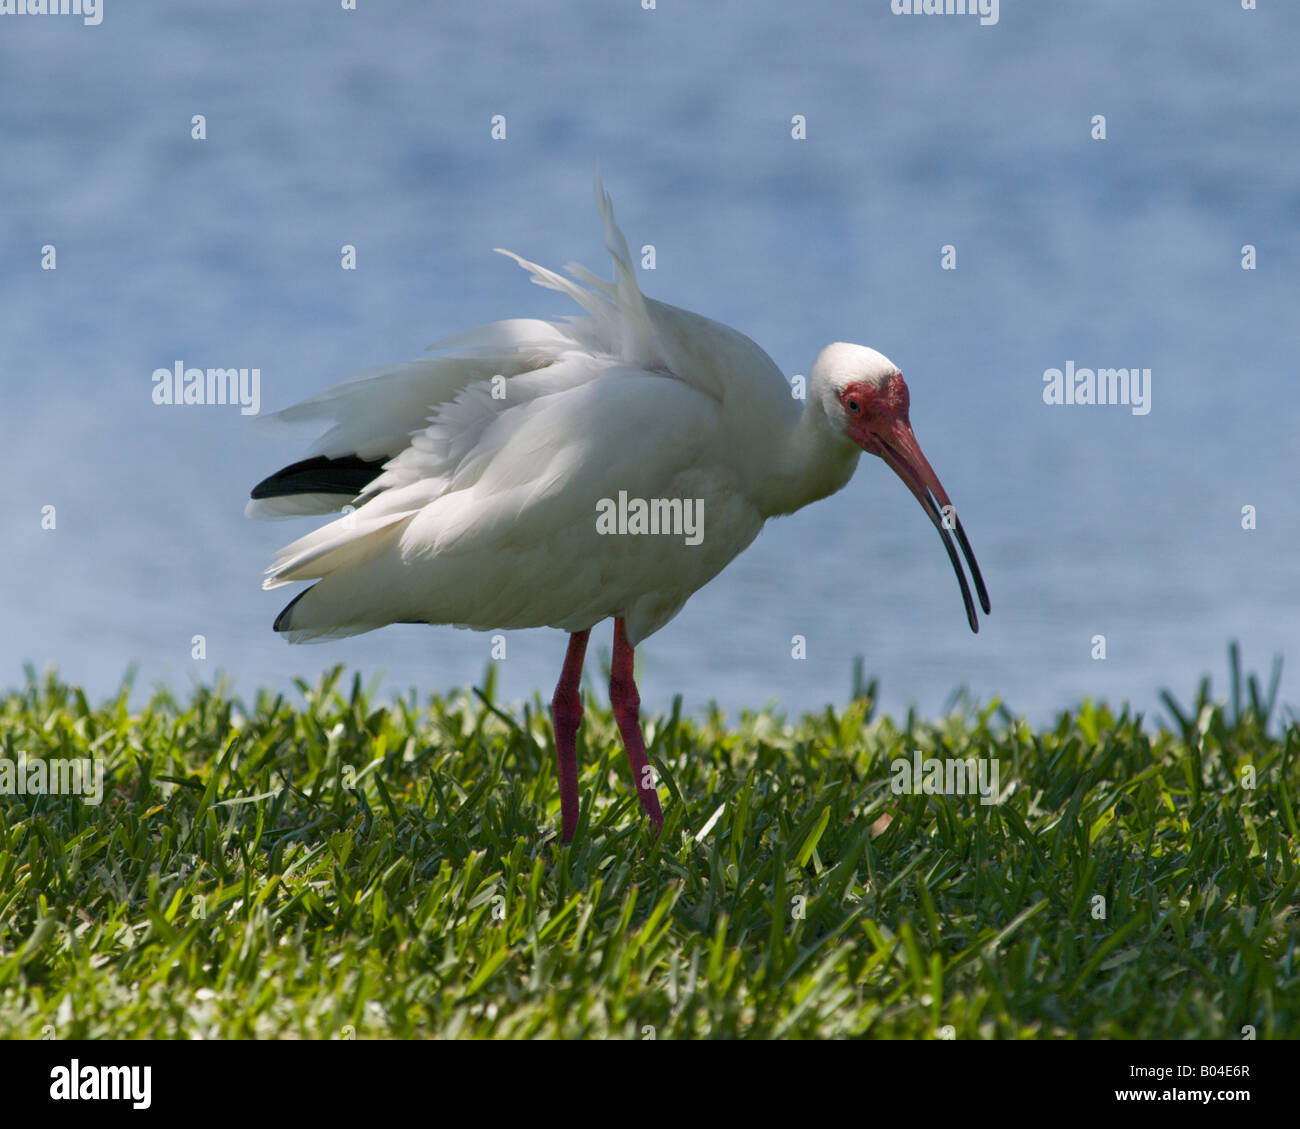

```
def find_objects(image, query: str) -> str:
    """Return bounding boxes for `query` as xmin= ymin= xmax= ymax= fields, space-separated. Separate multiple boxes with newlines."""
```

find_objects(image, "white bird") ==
xmin=248 ymin=170 xmax=989 ymax=843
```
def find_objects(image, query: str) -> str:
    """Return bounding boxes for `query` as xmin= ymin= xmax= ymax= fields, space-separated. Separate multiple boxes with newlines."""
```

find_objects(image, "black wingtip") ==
xmin=273 ymin=586 xmax=315 ymax=633
xmin=251 ymin=455 xmax=387 ymax=501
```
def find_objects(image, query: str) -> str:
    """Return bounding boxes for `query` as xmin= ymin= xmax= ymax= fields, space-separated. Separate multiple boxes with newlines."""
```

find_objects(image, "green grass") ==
xmin=1 ymin=646 xmax=1296 ymax=1039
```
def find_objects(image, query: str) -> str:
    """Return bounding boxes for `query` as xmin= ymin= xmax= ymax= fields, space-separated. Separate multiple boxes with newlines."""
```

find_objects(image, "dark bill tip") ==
xmin=876 ymin=441 xmax=987 ymax=633
xmin=921 ymin=490 xmax=980 ymax=634
xmin=952 ymin=515 xmax=991 ymax=616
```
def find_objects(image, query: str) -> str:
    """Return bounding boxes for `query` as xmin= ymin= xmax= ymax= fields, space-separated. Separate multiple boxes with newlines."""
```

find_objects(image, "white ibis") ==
xmin=248 ymin=171 xmax=990 ymax=843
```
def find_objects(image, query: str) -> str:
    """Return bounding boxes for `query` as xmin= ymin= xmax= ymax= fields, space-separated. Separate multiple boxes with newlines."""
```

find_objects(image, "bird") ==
xmin=247 ymin=170 xmax=990 ymax=844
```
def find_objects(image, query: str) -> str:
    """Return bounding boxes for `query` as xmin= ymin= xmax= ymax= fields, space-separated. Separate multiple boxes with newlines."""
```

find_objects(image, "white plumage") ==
xmin=248 ymin=170 xmax=989 ymax=840
xmin=251 ymin=175 xmax=868 ymax=645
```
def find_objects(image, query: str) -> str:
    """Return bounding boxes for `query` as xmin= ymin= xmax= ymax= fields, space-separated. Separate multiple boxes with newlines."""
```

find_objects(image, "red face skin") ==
xmin=837 ymin=374 xmax=991 ymax=633
xmin=839 ymin=374 xmax=911 ymax=456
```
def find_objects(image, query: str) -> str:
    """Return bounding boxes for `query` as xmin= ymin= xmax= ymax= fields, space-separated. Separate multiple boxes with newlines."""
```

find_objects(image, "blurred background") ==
xmin=2 ymin=0 xmax=1296 ymax=724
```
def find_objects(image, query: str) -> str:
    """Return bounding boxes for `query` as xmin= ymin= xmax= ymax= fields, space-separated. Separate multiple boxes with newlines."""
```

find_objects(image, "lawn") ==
xmin=1 ymin=647 xmax=1295 ymax=1039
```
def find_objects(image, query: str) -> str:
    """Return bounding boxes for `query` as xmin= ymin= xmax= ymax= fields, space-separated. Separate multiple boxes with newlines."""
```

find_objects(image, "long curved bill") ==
xmin=877 ymin=421 xmax=991 ymax=633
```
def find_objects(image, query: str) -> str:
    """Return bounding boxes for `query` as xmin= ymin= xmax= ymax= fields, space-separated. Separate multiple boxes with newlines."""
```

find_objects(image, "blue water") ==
xmin=2 ymin=0 xmax=1297 ymax=725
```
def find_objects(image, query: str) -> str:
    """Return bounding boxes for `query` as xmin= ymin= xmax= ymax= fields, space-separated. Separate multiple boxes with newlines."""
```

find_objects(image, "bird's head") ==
xmin=812 ymin=342 xmax=991 ymax=632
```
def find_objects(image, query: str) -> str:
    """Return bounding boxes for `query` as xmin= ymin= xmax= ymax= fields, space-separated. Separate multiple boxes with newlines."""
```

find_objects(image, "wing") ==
xmin=245 ymin=322 xmax=577 ymax=518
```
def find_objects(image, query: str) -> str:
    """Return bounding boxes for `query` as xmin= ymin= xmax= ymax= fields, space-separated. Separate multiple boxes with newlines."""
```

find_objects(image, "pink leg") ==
xmin=610 ymin=618 xmax=664 ymax=836
xmin=551 ymin=629 xmax=590 ymax=844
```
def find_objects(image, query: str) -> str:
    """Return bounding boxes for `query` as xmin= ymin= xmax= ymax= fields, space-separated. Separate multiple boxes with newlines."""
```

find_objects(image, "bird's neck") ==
xmin=753 ymin=397 xmax=860 ymax=517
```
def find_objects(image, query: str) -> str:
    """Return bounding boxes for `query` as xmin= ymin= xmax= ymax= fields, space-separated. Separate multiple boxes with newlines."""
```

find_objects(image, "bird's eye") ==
xmin=847 ymin=398 xmax=861 ymax=414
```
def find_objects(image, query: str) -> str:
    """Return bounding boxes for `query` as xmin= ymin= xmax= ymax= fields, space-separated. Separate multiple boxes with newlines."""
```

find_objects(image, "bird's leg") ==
xmin=551 ymin=629 xmax=590 ymax=844
xmin=609 ymin=618 xmax=665 ymax=836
